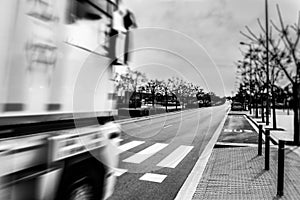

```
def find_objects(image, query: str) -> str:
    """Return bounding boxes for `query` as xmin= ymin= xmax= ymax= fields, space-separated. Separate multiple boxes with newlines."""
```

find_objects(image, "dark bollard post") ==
xmin=258 ymin=125 xmax=263 ymax=156
xmin=265 ymin=129 xmax=270 ymax=170
xmin=277 ymin=140 xmax=285 ymax=197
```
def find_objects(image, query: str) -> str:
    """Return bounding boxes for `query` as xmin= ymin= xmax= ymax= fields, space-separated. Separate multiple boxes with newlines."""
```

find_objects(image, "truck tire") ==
xmin=67 ymin=177 xmax=95 ymax=200
xmin=57 ymin=164 xmax=104 ymax=200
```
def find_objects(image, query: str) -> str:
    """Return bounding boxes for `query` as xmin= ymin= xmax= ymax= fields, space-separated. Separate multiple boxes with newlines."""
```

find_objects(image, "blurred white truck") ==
xmin=0 ymin=0 xmax=128 ymax=199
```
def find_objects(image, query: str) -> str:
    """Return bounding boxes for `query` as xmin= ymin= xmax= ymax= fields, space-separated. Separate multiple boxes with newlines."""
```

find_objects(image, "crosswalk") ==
xmin=123 ymin=143 xmax=168 ymax=164
xmin=114 ymin=140 xmax=194 ymax=183
xmin=118 ymin=141 xmax=145 ymax=153
xmin=157 ymin=145 xmax=193 ymax=168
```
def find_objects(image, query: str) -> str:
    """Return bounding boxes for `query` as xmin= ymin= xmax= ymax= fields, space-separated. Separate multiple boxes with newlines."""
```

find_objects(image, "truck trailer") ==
xmin=0 ymin=0 xmax=129 ymax=199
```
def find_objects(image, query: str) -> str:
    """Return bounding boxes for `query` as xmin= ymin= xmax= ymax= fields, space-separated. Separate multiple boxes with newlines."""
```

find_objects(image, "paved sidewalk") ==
xmin=249 ymin=109 xmax=294 ymax=144
xmin=248 ymin=109 xmax=300 ymax=158
xmin=192 ymin=147 xmax=300 ymax=199
xmin=191 ymin=112 xmax=300 ymax=199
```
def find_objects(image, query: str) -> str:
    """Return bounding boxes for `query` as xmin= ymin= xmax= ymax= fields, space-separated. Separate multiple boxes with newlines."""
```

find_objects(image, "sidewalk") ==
xmin=191 ymin=111 xmax=300 ymax=199
xmin=248 ymin=109 xmax=294 ymax=144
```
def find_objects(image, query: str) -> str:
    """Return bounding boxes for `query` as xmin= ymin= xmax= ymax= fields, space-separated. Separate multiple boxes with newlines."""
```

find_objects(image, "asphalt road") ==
xmin=109 ymin=103 xmax=230 ymax=200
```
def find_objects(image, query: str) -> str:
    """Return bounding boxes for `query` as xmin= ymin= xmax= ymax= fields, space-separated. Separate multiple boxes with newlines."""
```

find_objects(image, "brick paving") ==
xmin=192 ymin=113 xmax=300 ymax=200
xmin=192 ymin=147 xmax=300 ymax=199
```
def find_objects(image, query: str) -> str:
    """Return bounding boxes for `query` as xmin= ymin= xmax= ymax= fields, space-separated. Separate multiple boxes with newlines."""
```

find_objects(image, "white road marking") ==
xmin=118 ymin=141 xmax=145 ymax=153
xmin=157 ymin=145 xmax=194 ymax=168
xmin=139 ymin=173 xmax=167 ymax=183
xmin=113 ymin=168 xmax=128 ymax=177
xmin=115 ymin=138 xmax=123 ymax=143
xmin=123 ymin=143 xmax=168 ymax=164
xmin=216 ymin=142 xmax=258 ymax=147
xmin=244 ymin=129 xmax=253 ymax=133
xmin=224 ymin=129 xmax=232 ymax=132
xmin=164 ymin=124 xmax=173 ymax=129
xmin=233 ymin=129 xmax=243 ymax=133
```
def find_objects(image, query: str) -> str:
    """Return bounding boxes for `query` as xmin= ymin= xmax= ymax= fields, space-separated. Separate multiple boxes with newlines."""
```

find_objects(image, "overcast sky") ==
xmin=123 ymin=0 xmax=300 ymax=96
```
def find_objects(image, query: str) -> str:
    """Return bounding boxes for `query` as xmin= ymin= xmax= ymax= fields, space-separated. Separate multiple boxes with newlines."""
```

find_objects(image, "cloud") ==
xmin=124 ymin=0 xmax=300 ymax=96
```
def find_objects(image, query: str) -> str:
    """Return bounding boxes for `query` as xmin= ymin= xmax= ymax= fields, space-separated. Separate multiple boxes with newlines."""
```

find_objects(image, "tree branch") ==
xmin=246 ymin=26 xmax=259 ymax=41
xmin=257 ymin=18 xmax=266 ymax=33
xmin=240 ymin=30 xmax=256 ymax=42
xmin=277 ymin=4 xmax=294 ymax=50
xmin=270 ymin=20 xmax=282 ymax=32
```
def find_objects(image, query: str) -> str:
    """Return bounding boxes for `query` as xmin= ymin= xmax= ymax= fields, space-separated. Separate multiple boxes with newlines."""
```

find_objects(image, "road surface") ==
xmin=109 ymin=103 xmax=229 ymax=200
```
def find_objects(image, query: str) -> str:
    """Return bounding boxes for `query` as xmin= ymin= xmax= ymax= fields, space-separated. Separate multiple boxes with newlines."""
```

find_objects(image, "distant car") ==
xmin=231 ymin=102 xmax=244 ymax=111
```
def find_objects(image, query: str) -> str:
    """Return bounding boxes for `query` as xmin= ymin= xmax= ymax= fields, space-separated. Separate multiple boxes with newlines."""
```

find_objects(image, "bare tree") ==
xmin=272 ymin=5 xmax=300 ymax=142
xmin=240 ymin=5 xmax=300 ymax=143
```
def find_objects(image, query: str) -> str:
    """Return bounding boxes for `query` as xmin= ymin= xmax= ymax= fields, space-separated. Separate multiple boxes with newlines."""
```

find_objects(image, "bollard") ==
xmin=265 ymin=129 xmax=270 ymax=170
xmin=277 ymin=140 xmax=285 ymax=197
xmin=258 ymin=125 xmax=263 ymax=156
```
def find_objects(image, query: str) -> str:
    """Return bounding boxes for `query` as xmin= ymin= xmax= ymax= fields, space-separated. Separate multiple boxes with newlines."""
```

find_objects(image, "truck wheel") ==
xmin=58 ymin=166 xmax=104 ymax=200
xmin=67 ymin=177 xmax=95 ymax=200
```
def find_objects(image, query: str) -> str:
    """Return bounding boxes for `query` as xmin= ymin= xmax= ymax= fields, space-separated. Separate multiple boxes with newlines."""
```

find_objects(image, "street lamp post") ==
xmin=265 ymin=0 xmax=270 ymax=125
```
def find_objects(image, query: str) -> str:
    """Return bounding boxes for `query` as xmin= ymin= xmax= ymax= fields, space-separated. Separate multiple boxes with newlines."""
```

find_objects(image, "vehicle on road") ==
xmin=0 ymin=0 xmax=131 ymax=199
xmin=231 ymin=102 xmax=244 ymax=111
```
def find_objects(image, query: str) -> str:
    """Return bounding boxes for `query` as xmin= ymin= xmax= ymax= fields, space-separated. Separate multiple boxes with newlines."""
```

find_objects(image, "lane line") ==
xmin=123 ymin=143 xmax=168 ymax=164
xmin=157 ymin=145 xmax=194 ymax=168
xmin=113 ymin=168 xmax=128 ymax=177
xmin=164 ymin=124 xmax=173 ymax=129
xmin=175 ymin=107 xmax=229 ymax=200
xmin=118 ymin=141 xmax=145 ymax=153
xmin=139 ymin=173 xmax=167 ymax=183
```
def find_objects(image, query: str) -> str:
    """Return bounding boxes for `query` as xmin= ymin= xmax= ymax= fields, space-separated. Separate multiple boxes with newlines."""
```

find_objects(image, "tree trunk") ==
xmin=293 ymin=84 xmax=300 ymax=144
xmin=249 ymin=94 xmax=252 ymax=114
xmin=139 ymin=92 xmax=142 ymax=108
xmin=271 ymin=85 xmax=277 ymax=129
xmin=165 ymin=92 xmax=168 ymax=112
xmin=255 ymin=93 xmax=259 ymax=118
xmin=125 ymin=91 xmax=128 ymax=105
xmin=261 ymin=94 xmax=265 ymax=123
xmin=134 ymin=91 xmax=137 ymax=109
xmin=152 ymin=91 xmax=155 ymax=108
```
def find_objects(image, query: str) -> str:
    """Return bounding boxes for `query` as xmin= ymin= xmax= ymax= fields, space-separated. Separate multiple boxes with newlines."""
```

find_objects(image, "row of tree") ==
xmin=114 ymin=68 xmax=225 ymax=111
xmin=235 ymin=4 xmax=300 ymax=143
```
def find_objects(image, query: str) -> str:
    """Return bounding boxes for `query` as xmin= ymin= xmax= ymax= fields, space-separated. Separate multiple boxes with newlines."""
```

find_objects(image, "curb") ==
xmin=245 ymin=114 xmax=279 ymax=145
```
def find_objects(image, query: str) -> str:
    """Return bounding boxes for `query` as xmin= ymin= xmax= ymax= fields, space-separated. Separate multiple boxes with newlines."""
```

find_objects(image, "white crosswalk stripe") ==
xmin=157 ymin=145 xmax=193 ymax=168
xmin=139 ymin=173 xmax=167 ymax=183
xmin=113 ymin=168 xmax=128 ymax=177
xmin=115 ymin=138 xmax=124 ymax=143
xmin=123 ymin=143 xmax=168 ymax=164
xmin=118 ymin=141 xmax=145 ymax=153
